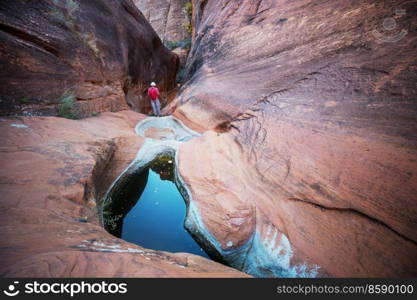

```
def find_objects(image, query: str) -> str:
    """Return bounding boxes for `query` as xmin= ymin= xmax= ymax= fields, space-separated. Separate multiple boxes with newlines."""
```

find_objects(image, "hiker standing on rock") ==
xmin=147 ymin=82 xmax=161 ymax=117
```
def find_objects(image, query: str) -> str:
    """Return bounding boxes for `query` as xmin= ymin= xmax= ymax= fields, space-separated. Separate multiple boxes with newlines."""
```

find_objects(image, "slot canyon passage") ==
xmin=0 ymin=0 xmax=416 ymax=278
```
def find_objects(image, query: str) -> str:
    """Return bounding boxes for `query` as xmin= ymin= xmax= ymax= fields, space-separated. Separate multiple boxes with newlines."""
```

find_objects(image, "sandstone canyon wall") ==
xmin=133 ymin=0 xmax=190 ymax=43
xmin=133 ymin=0 xmax=192 ymax=68
xmin=0 ymin=0 xmax=251 ymax=278
xmin=1 ymin=0 xmax=416 ymax=279
xmin=172 ymin=0 xmax=417 ymax=277
xmin=0 ymin=0 xmax=178 ymax=116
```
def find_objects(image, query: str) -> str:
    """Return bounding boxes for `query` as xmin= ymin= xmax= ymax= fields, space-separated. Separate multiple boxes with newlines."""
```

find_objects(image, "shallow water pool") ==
xmin=103 ymin=154 xmax=209 ymax=259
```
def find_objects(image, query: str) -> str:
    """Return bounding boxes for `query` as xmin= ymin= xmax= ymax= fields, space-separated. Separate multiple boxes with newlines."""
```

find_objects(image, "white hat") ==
xmin=150 ymin=82 xmax=156 ymax=87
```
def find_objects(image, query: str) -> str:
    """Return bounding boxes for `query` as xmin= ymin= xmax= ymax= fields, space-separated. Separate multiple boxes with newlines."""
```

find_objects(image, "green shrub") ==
xmin=102 ymin=198 xmax=123 ymax=232
xmin=66 ymin=0 xmax=79 ymax=15
xmin=165 ymin=37 xmax=192 ymax=50
xmin=178 ymin=37 xmax=192 ymax=49
xmin=20 ymin=97 xmax=29 ymax=104
xmin=183 ymin=22 xmax=193 ymax=35
xmin=103 ymin=211 xmax=123 ymax=231
xmin=176 ymin=68 xmax=186 ymax=84
xmin=57 ymin=90 xmax=80 ymax=119
xmin=184 ymin=2 xmax=193 ymax=16
xmin=164 ymin=40 xmax=179 ymax=50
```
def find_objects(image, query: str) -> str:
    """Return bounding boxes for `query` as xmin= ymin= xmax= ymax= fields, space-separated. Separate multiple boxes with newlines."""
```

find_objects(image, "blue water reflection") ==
xmin=120 ymin=168 xmax=209 ymax=258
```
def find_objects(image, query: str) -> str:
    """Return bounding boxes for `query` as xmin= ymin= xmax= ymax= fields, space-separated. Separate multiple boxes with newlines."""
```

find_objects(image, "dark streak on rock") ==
xmin=287 ymin=197 xmax=417 ymax=246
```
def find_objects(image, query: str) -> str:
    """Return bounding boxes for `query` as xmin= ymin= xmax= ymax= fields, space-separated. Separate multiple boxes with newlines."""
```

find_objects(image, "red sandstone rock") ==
xmin=144 ymin=127 xmax=176 ymax=140
xmin=133 ymin=0 xmax=190 ymax=42
xmin=0 ymin=0 xmax=179 ymax=117
xmin=133 ymin=0 xmax=192 ymax=68
xmin=174 ymin=0 xmax=417 ymax=277
xmin=0 ymin=112 xmax=248 ymax=277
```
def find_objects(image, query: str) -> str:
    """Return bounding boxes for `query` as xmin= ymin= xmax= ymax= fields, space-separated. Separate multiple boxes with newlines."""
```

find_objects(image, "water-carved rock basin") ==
xmin=101 ymin=116 xmax=210 ymax=259
xmin=100 ymin=116 xmax=320 ymax=277
xmin=103 ymin=153 xmax=209 ymax=258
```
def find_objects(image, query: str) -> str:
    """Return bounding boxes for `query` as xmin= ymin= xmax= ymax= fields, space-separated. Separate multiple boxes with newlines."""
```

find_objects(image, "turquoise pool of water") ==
xmin=104 ymin=155 xmax=209 ymax=259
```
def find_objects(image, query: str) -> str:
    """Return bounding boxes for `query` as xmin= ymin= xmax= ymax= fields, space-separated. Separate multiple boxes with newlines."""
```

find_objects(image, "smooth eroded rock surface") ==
xmin=133 ymin=0 xmax=190 ymax=42
xmin=174 ymin=0 xmax=417 ymax=277
xmin=133 ymin=0 xmax=192 ymax=67
xmin=0 ymin=112 xmax=248 ymax=277
xmin=0 ymin=0 xmax=178 ymax=116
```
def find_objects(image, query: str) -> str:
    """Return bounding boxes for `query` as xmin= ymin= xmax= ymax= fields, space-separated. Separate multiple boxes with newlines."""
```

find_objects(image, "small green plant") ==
xmin=102 ymin=203 xmax=123 ymax=231
xmin=182 ymin=2 xmax=193 ymax=35
xmin=178 ymin=37 xmax=192 ymax=49
xmin=66 ymin=0 xmax=79 ymax=15
xmin=184 ymin=2 xmax=193 ymax=16
xmin=164 ymin=38 xmax=192 ymax=50
xmin=104 ymin=213 xmax=123 ymax=231
xmin=176 ymin=67 xmax=186 ymax=84
xmin=57 ymin=90 xmax=80 ymax=119
xmin=164 ymin=40 xmax=179 ymax=50
xmin=20 ymin=97 xmax=29 ymax=104
xmin=183 ymin=21 xmax=193 ymax=35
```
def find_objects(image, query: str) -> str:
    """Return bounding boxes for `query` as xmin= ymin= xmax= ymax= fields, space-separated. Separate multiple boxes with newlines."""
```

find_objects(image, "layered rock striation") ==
xmin=133 ymin=0 xmax=190 ymax=43
xmin=0 ymin=0 xmax=178 ymax=117
xmin=171 ymin=0 xmax=417 ymax=277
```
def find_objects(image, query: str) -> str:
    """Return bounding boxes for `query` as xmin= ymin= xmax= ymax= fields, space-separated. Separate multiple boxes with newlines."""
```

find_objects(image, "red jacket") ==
xmin=148 ymin=87 xmax=160 ymax=101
